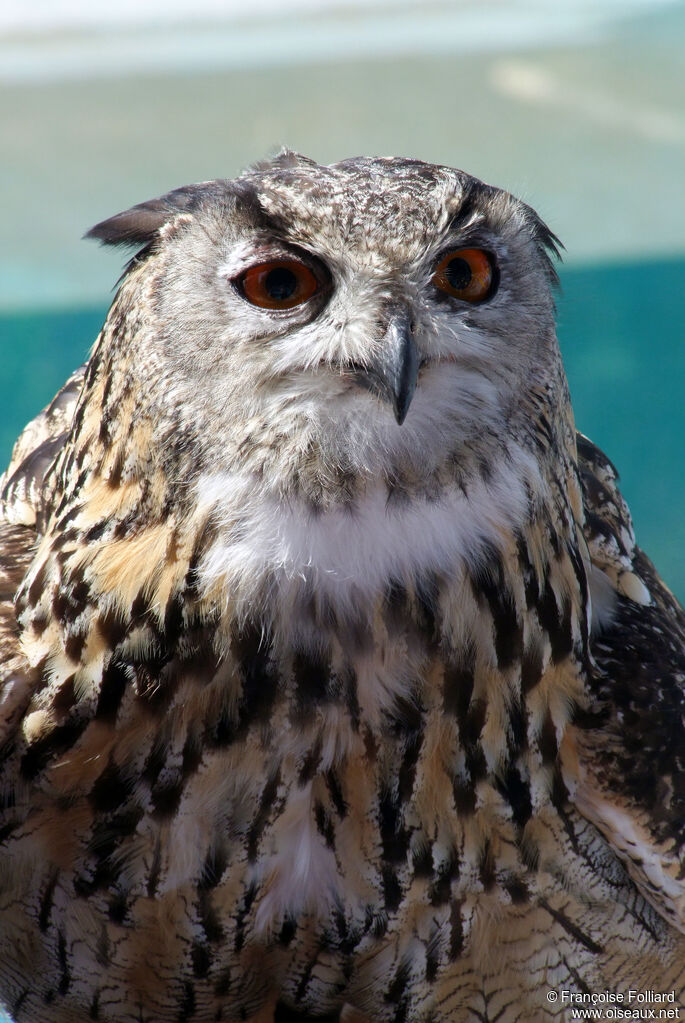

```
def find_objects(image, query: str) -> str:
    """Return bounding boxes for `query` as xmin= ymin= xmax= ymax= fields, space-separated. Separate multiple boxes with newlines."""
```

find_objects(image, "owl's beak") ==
xmin=363 ymin=313 xmax=420 ymax=425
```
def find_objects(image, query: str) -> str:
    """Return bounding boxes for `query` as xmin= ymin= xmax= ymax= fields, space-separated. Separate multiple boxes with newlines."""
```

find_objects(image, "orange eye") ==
xmin=432 ymin=248 xmax=495 ymax=303
xmin=239 ymin=259 xmax=319 ymax=310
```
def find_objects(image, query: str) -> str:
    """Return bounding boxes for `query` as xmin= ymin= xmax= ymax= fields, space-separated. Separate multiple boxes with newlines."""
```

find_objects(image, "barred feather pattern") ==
xmin=1 ymin=154 xmax=684 ymax=1023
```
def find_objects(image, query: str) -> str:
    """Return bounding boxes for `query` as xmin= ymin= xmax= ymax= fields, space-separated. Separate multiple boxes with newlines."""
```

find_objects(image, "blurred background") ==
xmin=1 ymin=0 xmax=684 ymax=604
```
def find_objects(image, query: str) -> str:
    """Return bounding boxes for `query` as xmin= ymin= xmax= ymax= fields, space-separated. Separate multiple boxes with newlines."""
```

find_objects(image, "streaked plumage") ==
xmin=0 ymin=152 xmax=683 ymax=1022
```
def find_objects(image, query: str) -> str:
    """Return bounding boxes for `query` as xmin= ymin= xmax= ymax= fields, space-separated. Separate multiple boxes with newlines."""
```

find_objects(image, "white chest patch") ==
xmin=252 ymin=782 xmax=340 ymax=932
xmin=195 ymin=447 xmax=541 ymax=622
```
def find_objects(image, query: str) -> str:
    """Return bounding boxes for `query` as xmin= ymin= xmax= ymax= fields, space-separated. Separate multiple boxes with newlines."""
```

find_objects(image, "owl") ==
xmin=1 ymin=152 xmax=684 ymax=1023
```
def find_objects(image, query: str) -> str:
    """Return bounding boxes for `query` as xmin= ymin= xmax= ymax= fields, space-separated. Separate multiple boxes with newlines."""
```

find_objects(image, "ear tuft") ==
xmin=520 ymin=202 xmax=564 ymax=287
xmin=247 ymin=148 xmax=319 ymax=174
xmin=85 ymin=199 xmax=173 ymax=247
xmin=84 ymin=181 xmax=226 ymax=248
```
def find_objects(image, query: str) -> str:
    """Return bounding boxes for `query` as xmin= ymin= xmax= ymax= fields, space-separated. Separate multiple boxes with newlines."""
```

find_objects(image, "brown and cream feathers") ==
xmin=0 ymin=153 xmax=683 ymax=1023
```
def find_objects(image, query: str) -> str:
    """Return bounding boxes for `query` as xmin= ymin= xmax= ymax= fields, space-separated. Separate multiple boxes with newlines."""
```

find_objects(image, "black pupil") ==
xmin=445 ymin=257 xmax=472 ymax=291
xmin=265 ymin=266 xmax=298 ymax=301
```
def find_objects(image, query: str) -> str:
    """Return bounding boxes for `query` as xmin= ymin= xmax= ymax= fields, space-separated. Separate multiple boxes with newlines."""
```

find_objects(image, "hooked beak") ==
xmin=356 ymin=313 xmax=420 ymax=425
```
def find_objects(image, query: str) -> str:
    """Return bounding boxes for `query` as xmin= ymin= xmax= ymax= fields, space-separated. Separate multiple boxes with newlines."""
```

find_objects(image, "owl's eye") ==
xmin=238 ymin=259 xmax=319 ymax=310
xmin=432 ymin=248 xmax=496 ymax=303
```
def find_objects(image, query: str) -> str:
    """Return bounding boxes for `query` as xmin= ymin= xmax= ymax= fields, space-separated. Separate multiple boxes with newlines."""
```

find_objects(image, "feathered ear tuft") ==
xmin=84 ymin=181 xmax=226 ymax=247
xmin=521 ymin=202 xmax=564 ymax=287
xmin=84 ymin=198 xmax=175 ymax=247
xmin=247 ymin=148 xmax=319 ymax=174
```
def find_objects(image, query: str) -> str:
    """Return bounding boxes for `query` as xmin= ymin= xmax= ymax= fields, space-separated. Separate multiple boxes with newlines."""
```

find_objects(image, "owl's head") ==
xmin=87 ymin=152 xmax=563 ymax=498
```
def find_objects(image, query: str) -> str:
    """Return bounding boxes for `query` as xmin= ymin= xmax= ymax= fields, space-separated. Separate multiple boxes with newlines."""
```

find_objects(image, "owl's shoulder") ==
xmin=0 ymin=370 xmax=88 ymax=747
xmin=576 ymin=429 xmax=684 ymax=642
xmin=567 ymin=432 xmax=685 ymax=931
xmin=0 ymin=366 xmax=85 ymax=530
xmin=0 ymin=517 xmax=39 ymax=749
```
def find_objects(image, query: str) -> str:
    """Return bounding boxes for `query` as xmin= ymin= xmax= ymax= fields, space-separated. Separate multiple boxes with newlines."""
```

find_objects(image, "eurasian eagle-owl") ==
xmin=0 ymin=152 xmax=683 ymax=1023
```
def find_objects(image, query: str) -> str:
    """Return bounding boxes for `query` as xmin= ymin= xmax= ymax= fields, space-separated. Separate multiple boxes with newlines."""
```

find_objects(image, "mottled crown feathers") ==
xmin=84 ymin=150 xmax=563 ymax=284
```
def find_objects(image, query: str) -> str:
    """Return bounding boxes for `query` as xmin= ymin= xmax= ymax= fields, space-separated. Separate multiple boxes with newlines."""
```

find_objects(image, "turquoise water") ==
xmin=1 ymin=256 xmax=683 ymax=601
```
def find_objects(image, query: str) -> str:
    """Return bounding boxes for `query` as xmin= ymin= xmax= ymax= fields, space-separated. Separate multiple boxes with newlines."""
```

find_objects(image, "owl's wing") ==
xmin=0 ymin=520 xmax=38 ymax=749
xmin=562 ymin=433 xmax=685 ymax=932
xmin=0 ymin=365 xmax=85 ymax=529
xmin=0 ymin=368 xmax=85 ymax=746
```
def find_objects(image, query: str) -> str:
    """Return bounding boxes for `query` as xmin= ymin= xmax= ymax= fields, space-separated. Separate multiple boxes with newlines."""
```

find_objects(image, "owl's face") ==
xmin=91 ymin=154 xmax=562 ymax=493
